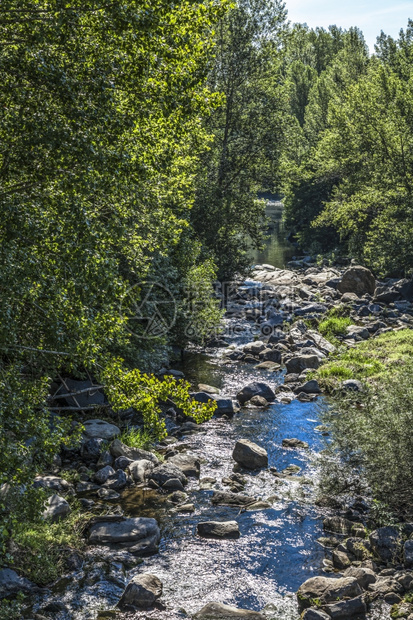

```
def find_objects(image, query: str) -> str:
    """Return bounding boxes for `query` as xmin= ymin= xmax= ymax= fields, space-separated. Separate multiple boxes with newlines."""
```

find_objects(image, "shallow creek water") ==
xmin=120 ymin=353 xmax=328 ymax=619
xmin=42 ymin=210 xmax=391 ymax=619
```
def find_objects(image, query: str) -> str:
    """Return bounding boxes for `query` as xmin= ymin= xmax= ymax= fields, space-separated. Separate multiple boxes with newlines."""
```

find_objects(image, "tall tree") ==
xmin=191 ymin=0 xmax=287 ymax=279
xmin=0 ymin=0 xmax=227 ymax=492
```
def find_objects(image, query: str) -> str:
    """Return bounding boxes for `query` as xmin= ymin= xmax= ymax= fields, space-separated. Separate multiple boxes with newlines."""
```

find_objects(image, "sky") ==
xmin=285 ymin=0 xmax=413 ymax=51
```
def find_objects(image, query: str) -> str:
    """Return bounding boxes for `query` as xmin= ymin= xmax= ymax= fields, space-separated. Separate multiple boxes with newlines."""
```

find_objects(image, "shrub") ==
xmin=322 ymin=359 xmax=413 ymax=516
xmin=118 ymin=427 xmax=155 ymax=451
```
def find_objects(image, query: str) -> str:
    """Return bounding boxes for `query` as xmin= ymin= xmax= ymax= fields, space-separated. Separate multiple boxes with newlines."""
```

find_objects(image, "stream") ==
xmin=35 ymin=203 xmax=391 ymax=619
xmin=119 ymin=353 xmax=328 ymax=619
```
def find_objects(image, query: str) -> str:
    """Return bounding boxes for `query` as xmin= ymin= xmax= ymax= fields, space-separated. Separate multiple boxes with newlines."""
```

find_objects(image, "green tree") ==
xmin=0 ymin=0 xmax=227 ymax=496
xmin=191 ymin=0 xmax=287 ymax=279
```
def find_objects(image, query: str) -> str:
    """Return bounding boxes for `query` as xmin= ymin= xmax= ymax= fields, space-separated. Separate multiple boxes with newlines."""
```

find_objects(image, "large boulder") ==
xmin=117 ymin=573 xmax=162 ymax=610
xmin=297 ymin=576 xmax=362 ymax=610
xmin=128 ymin=459 xmax=154 ymax=483
xmin=42 ymin=494 xmax=71 ymax=522
xmin=109 ymin=439 xmax=159 ymax=465
xmin=338 ymin=266 xmax=376 ymax=296
xmin=102 ymin=469 xmax=127 ymax=491
xmin=0 ymin=568 xmax=37 ymax=599
xmin=149 ymin=463 xmax=188 ymax=487
xmin=369 ymin=526 xmax=402 ymax=563
xmin=190 ymin=392 xmax=239 ymax=416
xmin=285 ymin=355 xmax=320 ymax=374
xmin=167 ymin=454 xmax=201 ymax=478
xmin=211 ymin=491 xmax=256 ymax=507
xmin=232 ymin=439 xmax=268 ymax=469
xmin=323 ymin=595 xmax=367 ymax=619
xmin=323 ymin=516 xmax=357 ymax=535
xmin=344 ymin=566 xmax=376 ymax=589
xmin=83 ymin=419 xmax=120 ymax=441
xmin=33 ymin=475 xmax=73 ymax=495
xmin=193 ymin=602 xmax=266 ymax=619
xmin=94 ymin=465 xmax=116 ymax=485
xmin=81 ymin=437 xmax=105 ymax=462
xmin=197 ymin=521 xmax=240 ymax=539
xmin=88 ymin=517 xmax=160 ymax=555
xmin=236 ymin=382 xmax=275 ymax=405
xmin=243 ymin=341 xmax=267 ymax=355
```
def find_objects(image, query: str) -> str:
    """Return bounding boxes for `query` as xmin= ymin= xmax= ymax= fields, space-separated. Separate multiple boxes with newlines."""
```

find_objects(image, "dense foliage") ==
xmin=323 ymin=356 xmax=413 ymax=516
xmin=192 ymin=0 xmax=288 ymax=278
xmin=0 ymin=0 xmax=228 ymax=498
xmin=281 ymin=20 xmax=413 ymax=278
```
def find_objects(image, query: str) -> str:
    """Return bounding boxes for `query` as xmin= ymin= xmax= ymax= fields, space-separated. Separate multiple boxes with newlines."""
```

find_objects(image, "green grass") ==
xmin=316 ymin=329 xmax=413 ymax=388
xmin=0 ymin=595 xmax=25 ymax=620
xmin=318 ymin=316 xmax=352 ymax=343
xmin=10 ymin=507 xmax=88 ymax=585
xmin=119 ymin=426 xmax=155 ymax=451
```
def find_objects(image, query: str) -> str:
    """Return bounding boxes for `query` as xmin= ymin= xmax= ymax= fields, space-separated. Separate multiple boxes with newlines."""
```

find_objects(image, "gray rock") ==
xmin=297 ymin=576 xmax=362 ymax=609
xmin=128 ymin=459 xmax=154 ymax=483
xmin=341 ymin=379 xmax=363 ymax=392
xmin=236 ymin=382 xmax=275 ymax=405
xmin=404 ymin=539 xmax=413 ymax=567
xmin=369 ymin=576 xmax=403 ymax=596
xmin=197 ymin=521 xmax=240 ymax=539
xmin=97 ymin=451 xmax=114 ymax=468
xmin=190 ymin=391 xmax=239 ymax=416
xmin=167 ymin=454 xmax=201 ymax=478
xmin=302 ymin=610 xmax=330 ymax=620
xmin=42 ymin=494 xmax=71 ymax=522
xmin=198 ymin=384 xmax=220 ymax=394
xmin=117 ymin=573 xmax=162 ymax=610
xmin=110 ymin=439 xmax=159 ymax=465
xmin=81 ymin=437 xmax=105 ymax=462
xmin=322 ymin=595 xmax=367 ymax=619
xmin=243 ymin=341 xmax=267 ymax=355
xmin=0 ymin=568 xmax=37 ymax=599
xmin=346 ymin=325 xmax=370 ymax=340
xmin=323 ymin=516 xmax=359 ymax=536
xmin=249 ymin=395 xmax=268 ymax=407
xmin=344 ymin=566 xmax=376 ymax=589
xmin=295 ymin=380 xmax=321 ymax=394
xmin=114 ymin=456 xmax=134 ymax=470
xmin=338 ymin=266 xmax=376 ymax=296
xmin=33 ymin=475 xmax=73 ymax=495
xmin=211 ymin=491 xmax=256 ymax=507
xmin=193 ymin=602 xmax=266 ymax=619
xmin=375 ymin=285 xmax=401 ymax=303
xmin=83 ymin=419 xmax=120 ymax=441
xmin=88 ymin=517 xmax=160 ymax=555
xmin=369 ymin=527 xmax=402 ymax=563
xmin=282 ymin=438 xmax=309 ymax=449
xmin=232 ymin=439 xmax=268 ymax=469
xmin=149 ymin=463 xmax=187 ymax=487
xmin=102 ymin=469 xmax=127 ymax=491
xmin=162 ymin=478 xmax=185 ymax=491
xmin=332 ymin=549 xmax=352 ymax=570
xmin=97 ymin=488 xmax=120 ymax=500
xmin=259 ymin=348 xmax=282 ymax=363
xmin=94 ymin=465 xmax=115 ymax=485
xmin=285 ymin=355 xmax=320 ymax=374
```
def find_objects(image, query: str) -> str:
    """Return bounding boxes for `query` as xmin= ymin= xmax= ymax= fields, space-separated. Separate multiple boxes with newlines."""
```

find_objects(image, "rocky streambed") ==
xmin=4 ymin=261 xmax=413 ymax=620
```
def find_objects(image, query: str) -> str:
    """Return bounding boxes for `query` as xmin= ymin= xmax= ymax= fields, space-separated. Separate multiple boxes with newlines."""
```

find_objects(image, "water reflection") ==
xmin=249 ymin=201 xmax=296 ymax=269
